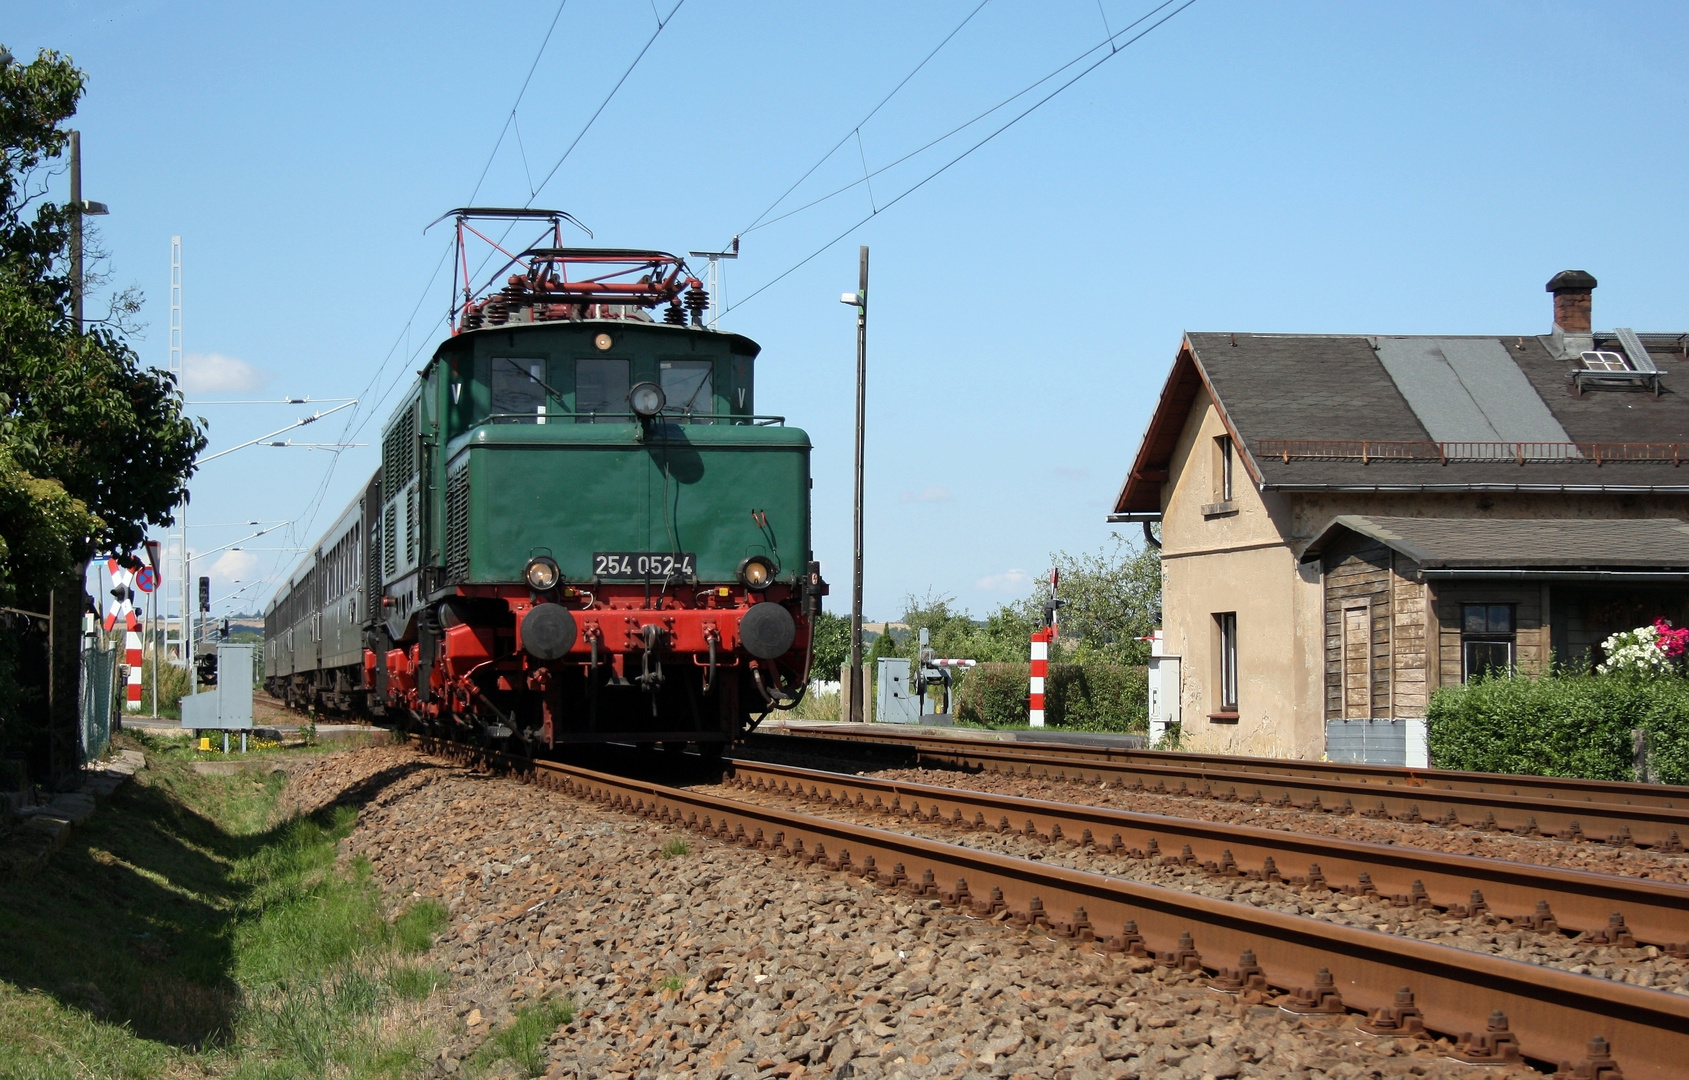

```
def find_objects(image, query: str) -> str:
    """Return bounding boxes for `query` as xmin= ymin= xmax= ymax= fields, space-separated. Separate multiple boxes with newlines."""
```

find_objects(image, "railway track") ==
xmin=762 ymin=724 xmax=1687 ymax=805
xmin=419 ymin=737 xmax=1689 ymax=1079
xmin=756 ymin=727 xmax=1689 ymax=850
xmin=764 ymin=725 xmax=1689 ymax=811
xmin=715 ymin=755 xmax=1689 ymax=950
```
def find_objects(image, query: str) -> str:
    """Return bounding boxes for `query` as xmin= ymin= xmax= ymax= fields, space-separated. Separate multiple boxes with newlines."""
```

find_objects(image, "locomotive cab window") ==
xmin=660 ymin=359 xmax=714 ymax=423
xmin=576 ymin=357 xmax=629 ymax=423
xmin=489 ymin=357 xmax=548 ymax=421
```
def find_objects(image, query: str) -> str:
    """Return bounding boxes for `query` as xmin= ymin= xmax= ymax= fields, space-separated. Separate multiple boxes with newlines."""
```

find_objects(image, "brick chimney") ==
xmin=1546 ymin=269 xmax=1596 ymax=359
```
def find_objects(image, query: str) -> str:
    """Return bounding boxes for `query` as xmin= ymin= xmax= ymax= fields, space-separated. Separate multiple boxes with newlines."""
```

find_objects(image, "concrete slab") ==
xmin=765 ymin=720 xmax=1149 ymax=750
xmin=45 ymin=792 xmax=96 ymax=824
xmin=190 ymin=760 xmax=288 ymax=776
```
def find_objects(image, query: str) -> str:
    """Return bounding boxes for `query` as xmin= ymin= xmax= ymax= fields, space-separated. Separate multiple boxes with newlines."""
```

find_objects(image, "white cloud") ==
xmin=181 ymin=352 xmax=273 ymax=394
xmin=898 ymin=485 xmax=953 ymax=504
xmin=208 ymin=549 xmax=261 ymax=581
xmin=975 ymin=568 xmax=1030 ymax=592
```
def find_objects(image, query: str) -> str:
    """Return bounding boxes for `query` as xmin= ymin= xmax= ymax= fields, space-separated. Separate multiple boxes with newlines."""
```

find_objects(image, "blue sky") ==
xmin=17 ymin=0 xmax=1689 ymax=621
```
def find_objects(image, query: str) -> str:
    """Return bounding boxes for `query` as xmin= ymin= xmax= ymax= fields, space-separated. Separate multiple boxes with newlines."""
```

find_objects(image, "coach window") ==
xmin=660 ymin=359 xmax=714 ymax=424
xmin=576 ymin=357 xmax=629 ymax=423
xmin=489 ymin=357 xmax=548 ymax=421
xmin=1462 ymin=604 xmax=1515 ymax=681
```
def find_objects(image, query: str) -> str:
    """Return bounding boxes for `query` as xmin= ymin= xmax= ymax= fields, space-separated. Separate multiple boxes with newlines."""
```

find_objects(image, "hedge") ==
xmin=952 ymin=662 xmax=1147 ymax=733
xmin=1426 ymin=673 xmax=1689 ymax=784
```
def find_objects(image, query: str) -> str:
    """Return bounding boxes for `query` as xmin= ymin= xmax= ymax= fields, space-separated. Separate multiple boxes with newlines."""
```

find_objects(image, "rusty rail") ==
xmin=759 ymin=727 xmax=1689 ymax=849
xmin=417 ymin=742 xmax=1689 ymax=1080
xmin=720 ymin=756 xmax=1689 ymax=949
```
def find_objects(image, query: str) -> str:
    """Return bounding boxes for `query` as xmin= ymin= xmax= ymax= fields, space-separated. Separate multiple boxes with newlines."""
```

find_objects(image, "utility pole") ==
xmin=840 ymin=247 xmax=869 ymax=722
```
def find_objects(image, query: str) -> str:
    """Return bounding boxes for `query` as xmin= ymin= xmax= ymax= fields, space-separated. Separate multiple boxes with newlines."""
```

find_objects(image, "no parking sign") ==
xmin=135 ymin=566 xmax=158 ymax=593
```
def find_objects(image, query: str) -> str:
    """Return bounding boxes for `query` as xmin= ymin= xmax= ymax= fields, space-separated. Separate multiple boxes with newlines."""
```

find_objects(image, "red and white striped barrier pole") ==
xmin=125 ymin=630 xmax=143 ymax=711
xmin=1028 ymin=628 xmax=1051 ymax=728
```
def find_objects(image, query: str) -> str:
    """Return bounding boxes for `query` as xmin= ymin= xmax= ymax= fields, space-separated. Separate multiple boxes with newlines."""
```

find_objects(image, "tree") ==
xmin=0 ymin=45 xmax=206 ymax=773
xmin=808 ymin=609 xmax=850 ymax=681
xmin=1037 ymin=536 xmax=1161 ymax=665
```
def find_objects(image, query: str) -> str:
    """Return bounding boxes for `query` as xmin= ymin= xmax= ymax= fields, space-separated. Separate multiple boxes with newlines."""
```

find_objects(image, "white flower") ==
xmin=1598 ymin=625 xmax=1673 ymax=675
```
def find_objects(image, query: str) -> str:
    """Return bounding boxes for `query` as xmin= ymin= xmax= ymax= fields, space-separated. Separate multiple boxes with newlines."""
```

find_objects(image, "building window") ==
xmin=1214 ymin=435 xmax=1234 ymax=502
xmin=1462 ymin=603 xmax=1515 ymax=681
xmin=1579 ymin=350 xmax=1632 ymax=372
xmin=1216 ymin=612 xmax=1238 ymax=713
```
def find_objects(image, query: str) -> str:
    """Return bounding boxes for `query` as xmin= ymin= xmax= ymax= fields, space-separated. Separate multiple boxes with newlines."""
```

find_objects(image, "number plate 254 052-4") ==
xmin=592 ymin=552 xmax=697 ymax=579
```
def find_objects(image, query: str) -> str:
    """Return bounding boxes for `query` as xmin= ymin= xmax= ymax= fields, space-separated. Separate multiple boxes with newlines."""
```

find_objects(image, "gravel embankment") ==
xmin=276 ymin=745 xmax=1565 ymax=1080
xmin=695 ymin=777 xmax=1689 ymax=993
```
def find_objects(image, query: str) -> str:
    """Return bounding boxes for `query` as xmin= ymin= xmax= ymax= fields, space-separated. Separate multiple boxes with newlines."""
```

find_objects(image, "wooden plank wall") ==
xmin=1435 ymin=582 xmax=1547 ymax=685
xmin=1324 ymin=539 xmax=1392 ymax=719
xmin=1391 ymin=561 xmax=1429 ymax=717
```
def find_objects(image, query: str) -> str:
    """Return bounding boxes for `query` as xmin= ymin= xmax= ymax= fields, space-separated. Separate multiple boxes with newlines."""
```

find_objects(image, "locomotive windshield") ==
xmin=575 ymin=356 xmax=628 ymax=422
xmin=660 ymin=359 xmax=713 ymax=424
xmin=489 ymin=358 xmax=548 ymax=421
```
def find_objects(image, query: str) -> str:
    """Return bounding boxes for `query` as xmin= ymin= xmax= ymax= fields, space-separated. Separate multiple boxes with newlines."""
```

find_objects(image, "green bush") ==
xmin=1427 ymin=672 xmax=1689 ymax=784
xmin=952 ymin=662 xmax=1147 ymax=733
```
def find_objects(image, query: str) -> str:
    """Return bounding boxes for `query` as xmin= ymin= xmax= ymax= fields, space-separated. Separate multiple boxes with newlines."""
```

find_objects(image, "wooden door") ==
xmin=1343 ymin=605 xmax=1370 ymax=718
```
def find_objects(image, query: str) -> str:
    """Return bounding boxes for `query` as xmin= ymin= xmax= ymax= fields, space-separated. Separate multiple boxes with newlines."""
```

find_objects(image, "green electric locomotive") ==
xmin=265 ymin=209 xmax=825 ymax=750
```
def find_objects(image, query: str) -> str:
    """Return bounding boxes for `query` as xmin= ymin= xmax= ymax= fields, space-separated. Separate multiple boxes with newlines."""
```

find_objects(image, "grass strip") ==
xmin=0 ymin=735 xmax=450 ymax=1080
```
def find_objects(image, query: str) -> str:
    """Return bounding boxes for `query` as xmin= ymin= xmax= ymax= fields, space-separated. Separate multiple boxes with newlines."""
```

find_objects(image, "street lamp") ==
xmin=839 ymin=247 xmax=868 ymax=723
xmin=68 ymin=130 xmax=109 ymax=334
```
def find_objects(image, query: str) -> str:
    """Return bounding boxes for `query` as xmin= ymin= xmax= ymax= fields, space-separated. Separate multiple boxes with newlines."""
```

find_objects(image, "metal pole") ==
xmin=70 ymin=131 xmax=82 ymax=333
xmin=848 ymin=246 xmax=868 ymax=723
xmin=184 ymin=503 xmax=196 ymax=697
xmin=150 ymin=580 xmax=157 ymax=716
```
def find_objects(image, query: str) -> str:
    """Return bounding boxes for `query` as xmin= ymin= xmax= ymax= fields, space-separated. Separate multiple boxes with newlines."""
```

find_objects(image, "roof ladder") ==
xmin=1613 ymin=327 xmax=1659 ymax=373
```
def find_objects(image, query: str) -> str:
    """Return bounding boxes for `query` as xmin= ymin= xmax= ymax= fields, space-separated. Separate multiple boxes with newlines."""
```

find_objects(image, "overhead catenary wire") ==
xmin=456 ymin=0 xmax=688 ymax=294
xmin=738 ymin=0 xmax=994 ymax=237
xmin=720 ymin=0 xmax=1199 ymax=317
xmin=526 ymin=0 xmax=687 ymax=205
xmin=738 ymin=0 xmax=1188 ymax=242
xmin=464 ymin=0 xmax=572 ymax=207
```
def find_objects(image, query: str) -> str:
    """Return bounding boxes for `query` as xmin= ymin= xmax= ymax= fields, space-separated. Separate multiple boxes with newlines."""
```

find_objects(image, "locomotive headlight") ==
xmin=738 ymin=555 xmax=775 ymax=591
xmin=524 ymin=555 xmax=561 ymax=591
xmin=627 ymin=381 xmax=666 ymax=418
xmin=594 ymin=332 xmax=613 ymax=351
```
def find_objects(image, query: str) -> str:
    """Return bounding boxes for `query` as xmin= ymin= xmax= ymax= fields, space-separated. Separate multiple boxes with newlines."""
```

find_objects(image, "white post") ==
xmin=1029 ymin=630 xmax=1049 ymax=728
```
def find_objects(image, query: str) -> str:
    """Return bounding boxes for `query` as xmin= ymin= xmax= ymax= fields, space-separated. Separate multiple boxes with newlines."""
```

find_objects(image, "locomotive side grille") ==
xmin=383 ymin=503 xmax=398 ymax=577
xmin=405 ymin=484 xmax=418 ymax=567
xmin=445 ymin=463 xmax=471 ymax=584
xmin=367 ymin=514 xmax=383 ymax=610
xmin=382 ymin=408 xmax=416 ymax=500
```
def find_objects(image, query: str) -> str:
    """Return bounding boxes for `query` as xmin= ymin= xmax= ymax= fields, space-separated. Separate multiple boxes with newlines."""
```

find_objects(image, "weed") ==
xmin=393 ymin=899 xmax=450 ymax=954
xmin=469 ymin=998 xmax=575 ymax=1078
xmin=657 ymin=974 xmax=685 ymax=994
xmin=388 ymin=964 xmax=445 ymax=1002
xmin=658 ymin=837 xmax=690 ymax=859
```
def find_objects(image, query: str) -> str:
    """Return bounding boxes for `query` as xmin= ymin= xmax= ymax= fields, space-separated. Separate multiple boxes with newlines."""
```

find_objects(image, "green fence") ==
xmin=78 ymin=644 xmax=117 ymax=765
